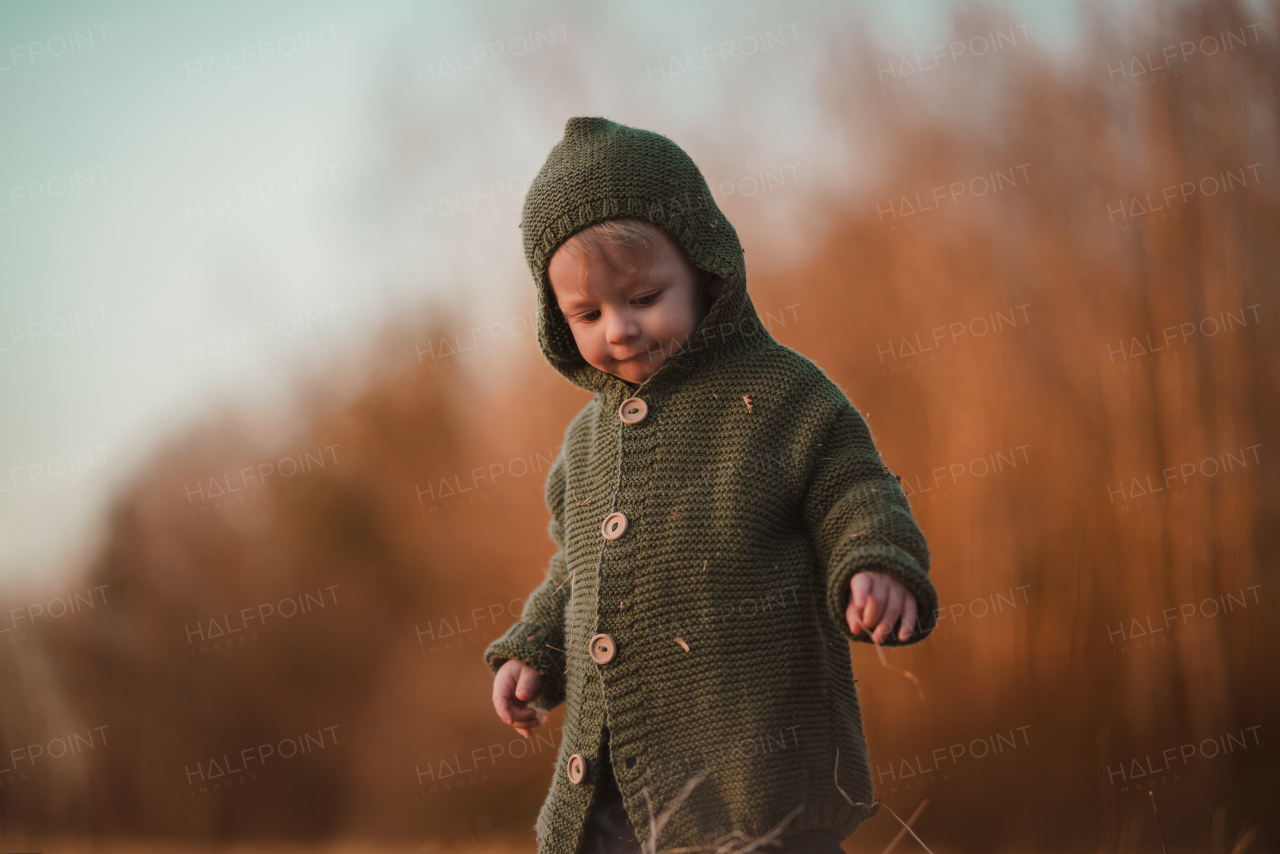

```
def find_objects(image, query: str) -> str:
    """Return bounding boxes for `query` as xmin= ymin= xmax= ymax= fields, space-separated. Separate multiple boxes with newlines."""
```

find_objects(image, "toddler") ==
xmin=484 ymin=117 xmax=938 ymax=854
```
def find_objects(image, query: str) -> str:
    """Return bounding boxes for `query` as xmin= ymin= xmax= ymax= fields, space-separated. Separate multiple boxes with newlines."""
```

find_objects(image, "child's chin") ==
xmin=596 ymin=356 xmax=663 ymax=385
xmin=619 ymin=363 xmax=660 ymax=384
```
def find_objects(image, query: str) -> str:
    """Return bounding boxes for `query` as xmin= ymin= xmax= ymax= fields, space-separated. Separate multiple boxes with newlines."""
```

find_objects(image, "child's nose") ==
xmin=605 ymin=313 xmax=639 ymax=342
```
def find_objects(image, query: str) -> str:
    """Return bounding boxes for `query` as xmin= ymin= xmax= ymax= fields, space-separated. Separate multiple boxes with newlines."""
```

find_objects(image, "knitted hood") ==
xmin=519 ymin=116 xmax=762 ymax=394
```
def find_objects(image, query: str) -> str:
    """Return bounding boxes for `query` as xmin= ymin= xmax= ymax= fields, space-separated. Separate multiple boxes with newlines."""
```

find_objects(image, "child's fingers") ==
xmin=515 ymin=665 xmax=543 ymax=703
xmin=872 ymin=585 xmax=904 ymax=644
xmin=860 ymin=576 xmax=888 ymax=630
xmin=493 ymin=679 xmax=536 ymax=738
xmin=850 ymin=573 xmax=870 ymax=612
xmin=509 ymin=704 xmax=538 ymax=723
xmin=492 ymin=669 xmax=518 ymax=726
xmin=898 ymin=594 xmax=918 ymax=642
xmin=493 ymin=661 xmax=542 ymax=729
xmin=846 ymin=578 xmax=869 ymax=635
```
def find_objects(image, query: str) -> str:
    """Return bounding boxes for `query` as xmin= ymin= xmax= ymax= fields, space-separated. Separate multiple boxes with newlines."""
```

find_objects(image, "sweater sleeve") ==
xmin=801 ymin=403 xmax=938 ymax=647
xmin=481 ymin=449 xmax=571 ymax=710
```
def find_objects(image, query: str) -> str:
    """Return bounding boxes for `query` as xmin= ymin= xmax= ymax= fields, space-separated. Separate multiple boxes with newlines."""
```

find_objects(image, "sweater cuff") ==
xmin=483 ymin=620 xmax=567 ymax=710
xmin=827 ymin=543 xmax=939 ymax=647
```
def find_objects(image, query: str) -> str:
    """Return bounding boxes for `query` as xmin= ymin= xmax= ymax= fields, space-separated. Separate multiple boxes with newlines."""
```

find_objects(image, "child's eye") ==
xmin=577 ymin=311 xmax=600 ymax=323
xmin=634 ymin=292 xmax=660 ymax=306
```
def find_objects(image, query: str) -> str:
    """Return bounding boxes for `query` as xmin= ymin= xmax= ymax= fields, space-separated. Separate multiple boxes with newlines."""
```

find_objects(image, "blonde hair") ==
xmin=557 ymin=218 xmax=718 ymax=288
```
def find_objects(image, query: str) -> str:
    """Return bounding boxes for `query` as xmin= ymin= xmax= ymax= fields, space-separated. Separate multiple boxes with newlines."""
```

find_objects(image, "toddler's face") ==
xmin=547 ymin=227 xmax=722 ymax=386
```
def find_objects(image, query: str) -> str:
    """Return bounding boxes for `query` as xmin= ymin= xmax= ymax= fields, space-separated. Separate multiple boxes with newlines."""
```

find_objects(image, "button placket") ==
xmin=595 ymin=390 xmax=643 ymax=722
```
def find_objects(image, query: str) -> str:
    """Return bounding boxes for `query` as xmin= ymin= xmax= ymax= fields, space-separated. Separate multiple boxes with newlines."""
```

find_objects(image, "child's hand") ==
xmin=847 ymin=571 xmax=918 ymax=644
xmin=492 ymin=658 xmax=547 ymax=741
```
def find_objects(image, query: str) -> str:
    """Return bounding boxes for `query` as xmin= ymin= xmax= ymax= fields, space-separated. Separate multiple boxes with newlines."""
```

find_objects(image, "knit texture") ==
xmin=485 ymin=116 xmax=937 ymax=854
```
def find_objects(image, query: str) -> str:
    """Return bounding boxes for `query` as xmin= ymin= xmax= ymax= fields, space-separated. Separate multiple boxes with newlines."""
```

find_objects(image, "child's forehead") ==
xmin=549 ymin=240 xmax=650 ymax=286
xmin=546 ymin=257 xmax=639 ymax=310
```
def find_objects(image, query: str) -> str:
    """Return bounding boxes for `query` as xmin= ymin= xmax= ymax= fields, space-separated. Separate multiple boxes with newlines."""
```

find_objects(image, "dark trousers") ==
xmin=577 ymin=730 xmax=846 ymax=854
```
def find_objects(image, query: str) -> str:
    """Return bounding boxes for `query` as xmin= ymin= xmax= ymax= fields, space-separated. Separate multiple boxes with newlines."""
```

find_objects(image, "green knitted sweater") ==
xmin=483 ymin=117 xmax=937 ymax=853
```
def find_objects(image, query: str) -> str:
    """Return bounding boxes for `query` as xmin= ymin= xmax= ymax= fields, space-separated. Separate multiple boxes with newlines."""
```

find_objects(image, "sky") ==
xmin=0 ymin=0 xmax=1087 ymax=591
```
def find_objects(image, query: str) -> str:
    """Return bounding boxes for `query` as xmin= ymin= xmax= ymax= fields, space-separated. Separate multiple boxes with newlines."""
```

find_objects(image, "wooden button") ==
xmin=567 ymin=753 xmax=586 ymax=784
xmin=601 ymin=512 xmax=628 ymax=540
xmin=618 ymin=397 xmax=648 ymax=424
xmin=589 ymin=633 xmax=616 ymax=664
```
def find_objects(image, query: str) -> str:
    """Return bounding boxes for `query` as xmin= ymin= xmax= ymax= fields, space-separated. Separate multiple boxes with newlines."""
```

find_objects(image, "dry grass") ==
xmin=8 ymin=841 xmax=534 ymax=854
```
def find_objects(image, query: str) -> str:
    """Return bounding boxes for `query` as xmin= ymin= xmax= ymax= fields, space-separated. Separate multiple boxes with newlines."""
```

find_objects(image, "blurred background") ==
xmin=1 ymin=0 xmax=1277 ymax=851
